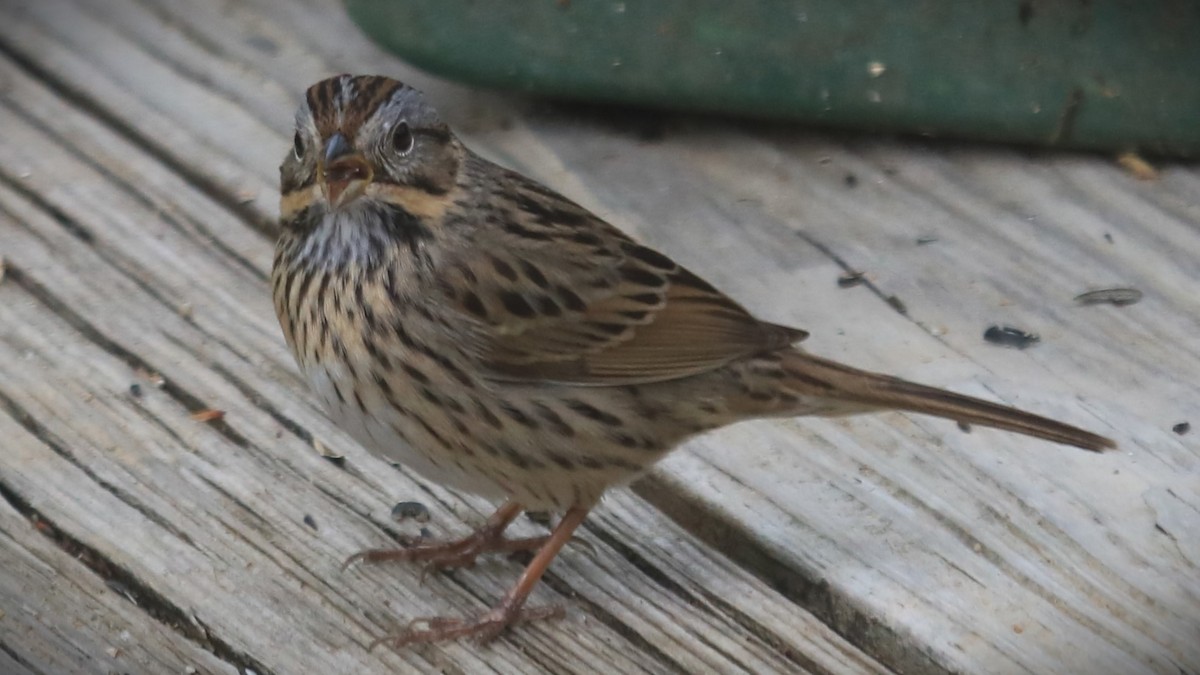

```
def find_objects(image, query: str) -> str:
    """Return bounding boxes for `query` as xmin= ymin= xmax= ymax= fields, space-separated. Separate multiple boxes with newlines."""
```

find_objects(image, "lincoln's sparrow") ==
xmin=272 ymin=75 xmax=1113 ymax=647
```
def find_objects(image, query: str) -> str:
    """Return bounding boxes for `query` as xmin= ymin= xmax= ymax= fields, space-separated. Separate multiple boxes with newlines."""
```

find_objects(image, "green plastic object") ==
xmin=346 ymin=1 xmax=1200 ymax=157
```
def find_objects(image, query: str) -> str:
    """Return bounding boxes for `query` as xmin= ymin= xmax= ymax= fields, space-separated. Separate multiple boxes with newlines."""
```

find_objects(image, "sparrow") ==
xmin=271 ymin=74 xmax=1114 ymax=647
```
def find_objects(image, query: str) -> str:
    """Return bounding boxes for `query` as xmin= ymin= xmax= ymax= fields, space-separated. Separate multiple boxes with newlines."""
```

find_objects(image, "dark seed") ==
xmin=844 ymin=173 xmax=858 ymax=187
xmin=916 ymin=235 xmax=938 ymax=246
xmin=1074 ymin=288 xmax=1142 ymax=307
xmin=983 ymin=325 xmax=1040 ymax=350
xmin=1173 ymin=422 xmax=1190 ymax=436
xmin=886 ymin=295 xmax=908 ymax=315
xmin=303 ymin=514 xmax=318 ymax=530
xmin=837 ymin=271 xmax=865 ymax=288
xmin=391 ymin=501 xmax=431 ymax=523
xmin=129 ymin=383 xmax=142 ymax=398
xmin=957 ymin=421 xmax=972 ymax=433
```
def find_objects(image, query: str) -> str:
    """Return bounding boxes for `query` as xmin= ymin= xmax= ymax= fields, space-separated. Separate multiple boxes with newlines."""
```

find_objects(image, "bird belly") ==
xmin=304 ymin=362 xmax=508 ymax=501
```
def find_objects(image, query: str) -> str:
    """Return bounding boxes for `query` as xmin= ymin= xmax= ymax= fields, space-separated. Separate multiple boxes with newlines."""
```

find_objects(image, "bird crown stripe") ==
xmin=342 ymin=77 xmax=404 ymax=137
xmin=306 ymin=75 xmax=404 ymax=141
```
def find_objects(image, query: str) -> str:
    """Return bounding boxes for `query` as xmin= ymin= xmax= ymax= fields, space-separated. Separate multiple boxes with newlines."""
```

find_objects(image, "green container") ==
xmin=347 ymin=0 xmax=1200 ymax=157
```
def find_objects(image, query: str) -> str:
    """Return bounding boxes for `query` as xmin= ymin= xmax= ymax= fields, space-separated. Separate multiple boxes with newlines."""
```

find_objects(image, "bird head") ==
xmin=280 ymin=74 xmax=459 ymax=216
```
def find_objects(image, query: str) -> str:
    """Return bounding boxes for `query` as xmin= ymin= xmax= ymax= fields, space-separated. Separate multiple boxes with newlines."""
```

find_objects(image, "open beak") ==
xmin=321 ymin=132 xmax=372 ymax=206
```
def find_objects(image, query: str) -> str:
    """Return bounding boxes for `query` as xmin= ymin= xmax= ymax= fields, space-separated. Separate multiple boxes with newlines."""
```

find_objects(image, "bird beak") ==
xmin=321 ymin=132 xmax=372 ymax=207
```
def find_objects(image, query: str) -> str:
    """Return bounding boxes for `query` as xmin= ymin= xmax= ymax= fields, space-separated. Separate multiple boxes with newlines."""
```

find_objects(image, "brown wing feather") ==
xmin=439 ymin=164 xmax=806 ymax=386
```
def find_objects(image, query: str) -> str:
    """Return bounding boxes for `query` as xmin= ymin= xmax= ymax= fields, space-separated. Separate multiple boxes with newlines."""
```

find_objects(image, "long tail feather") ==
xmin=781 ymin=352 xmax=1115 ymax=452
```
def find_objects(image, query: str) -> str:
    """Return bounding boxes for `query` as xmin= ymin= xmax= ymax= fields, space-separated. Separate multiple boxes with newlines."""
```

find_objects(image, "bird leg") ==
xmin=370 ymin=505 xmax=590 ymax=648
xmin=343 ymin=500 xmax=548 ymax=573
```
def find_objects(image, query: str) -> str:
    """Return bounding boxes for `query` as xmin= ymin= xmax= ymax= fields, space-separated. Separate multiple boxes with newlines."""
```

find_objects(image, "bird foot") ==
xmin=369 ymin=604 xmax=565 ymax=649
xmin=342 ymin=530 xmax=550 ymax=576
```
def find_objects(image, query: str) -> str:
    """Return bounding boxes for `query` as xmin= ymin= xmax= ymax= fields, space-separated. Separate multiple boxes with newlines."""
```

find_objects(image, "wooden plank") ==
xmin=0 ymin=0 xmax=1195 ymax=673
xmin=531 ymin=124 xmax=1200 ymax=672
xmin=0 ymin=425 xmax=238 ymax=675
xmin=0 ymin=3 xmax=887 ymax=673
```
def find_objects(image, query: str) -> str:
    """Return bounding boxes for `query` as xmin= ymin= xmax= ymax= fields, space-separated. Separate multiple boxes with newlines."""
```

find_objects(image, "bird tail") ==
xmin=780 ymin=351 xmax=1115 ymax=452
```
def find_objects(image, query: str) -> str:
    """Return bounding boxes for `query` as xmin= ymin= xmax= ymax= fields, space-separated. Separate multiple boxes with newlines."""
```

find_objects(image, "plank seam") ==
xmin=0 ymin=37 xmax=277 ymax=240
xmin=5 ymin=265 xmax=253 ymax=451
xmin=0 ymin=639 xmax=45 ymax=675
xmin=582 ymin=521 xmax=836 ymax=675
xmin=633 ymin=474 xmax=950 ymax=675
xmin=0 ymin=89 xmax=269 ymax=285
xmin=0 ymin=478 xmax=270 ymax=675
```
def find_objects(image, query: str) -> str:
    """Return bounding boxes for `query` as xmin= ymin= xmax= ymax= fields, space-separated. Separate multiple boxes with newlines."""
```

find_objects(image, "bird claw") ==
xmin=562 ymin=535 xmax=599 ymax=563
xmin=340 ymin=547 xmax=421 ymax=572
xmin=340 ymin=551 xmax=371 ymax=572
xmin=417 ymin=556 xmax=475 ymax=585
xmin=368 ymin=605 xmax=566 ymax=650
xmin=343 ymin=534 xmax=550 ymax=578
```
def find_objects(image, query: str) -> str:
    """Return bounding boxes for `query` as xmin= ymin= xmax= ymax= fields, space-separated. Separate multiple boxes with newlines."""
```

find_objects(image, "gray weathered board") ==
xmin=0 ymin=0 xmax=1196 ymax=673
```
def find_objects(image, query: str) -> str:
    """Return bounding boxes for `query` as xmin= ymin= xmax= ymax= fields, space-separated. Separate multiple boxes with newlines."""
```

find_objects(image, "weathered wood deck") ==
xmin=0 ymin=0 xmax=1197 ymax=673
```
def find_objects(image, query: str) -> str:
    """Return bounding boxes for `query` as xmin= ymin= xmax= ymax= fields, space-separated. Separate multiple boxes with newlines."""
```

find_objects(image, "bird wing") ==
xmin=437 ymin=166 xmax=807 ymax=385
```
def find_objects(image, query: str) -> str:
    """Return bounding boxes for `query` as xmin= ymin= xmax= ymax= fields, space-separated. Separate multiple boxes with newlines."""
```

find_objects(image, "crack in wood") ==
xmin=0 ymin=36 xmax=277 ymax=240
xmin=4 ymin=264 xmax=252 ymax=450
xmin=518 ymin=569 xmax=693 ymax=675
xmin=0 ymin=95 xmax=269 ymax=285
xmin=189 ymin=475 xmax=372 ymax=627
xmin=0 ymin=376 xmax=200 ymax=554
xmin=633 ymin=474 xmax=948 ymax=675
xmin=0 ymin=170 xmax=94 ymax=244
xmin=307 ymin=480 xmax=390 ymax=535
xmin=77 ymin=0 xmax=287 ymax=142
xmin=1 ymin=185 xmax=265 ymax=384
xmin=203 ymin=360 xmax=314 ymax=445
xmin=0 ymin=638 xmax=46 ymax=675
xmin=582 ymin=520 xmax=839 ymax=675
xmin=0 ymin=479 xmax=272 ymax=675
xmin=792 ymin=228 xmax=919 ymax=326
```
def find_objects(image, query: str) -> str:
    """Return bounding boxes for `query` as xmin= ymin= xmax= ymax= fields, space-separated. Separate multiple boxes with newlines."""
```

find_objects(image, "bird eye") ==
xmin=292 ymin=131 xmax=305 ymax=159
xmin=391 ymin=122 xmax=414 ymax=156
